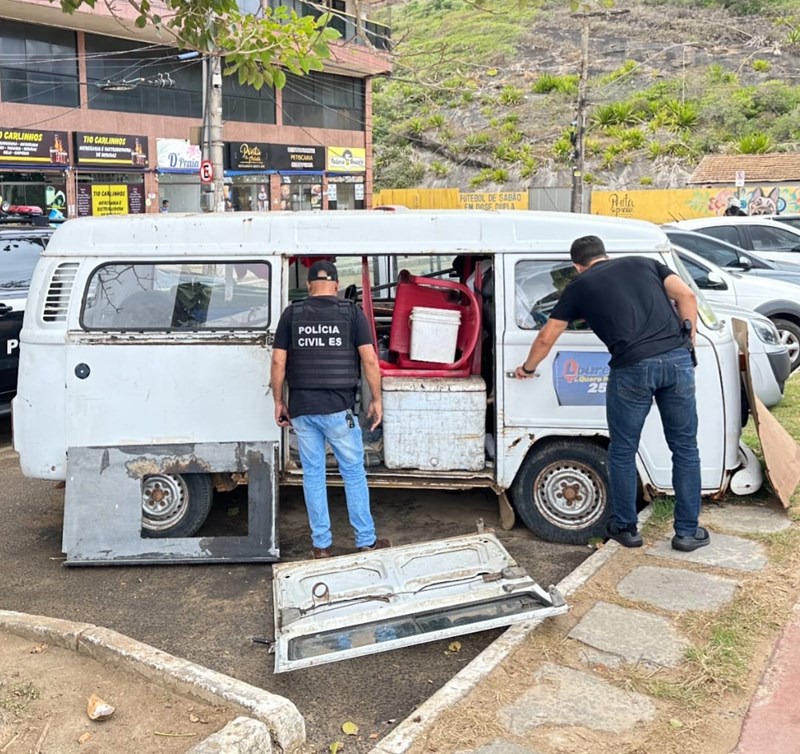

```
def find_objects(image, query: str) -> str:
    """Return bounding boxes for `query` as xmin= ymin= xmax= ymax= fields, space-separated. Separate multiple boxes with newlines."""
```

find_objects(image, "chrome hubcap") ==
xmin=142 ymin=474 xmax=188 ymax=532
xmin=778 ymin=329 xmax=800 ymax=364
xmin=532 ymin=461 xmax=606 ymax=530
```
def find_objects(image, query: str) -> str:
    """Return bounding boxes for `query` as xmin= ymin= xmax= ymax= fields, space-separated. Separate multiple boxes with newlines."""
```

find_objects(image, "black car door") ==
xmin=0 ymin=235 xmax=47 ymax=402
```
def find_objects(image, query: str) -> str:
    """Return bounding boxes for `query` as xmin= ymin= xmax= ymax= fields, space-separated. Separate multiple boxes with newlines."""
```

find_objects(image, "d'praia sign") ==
xmin=458 ymin=191 xmax=528 ymax=211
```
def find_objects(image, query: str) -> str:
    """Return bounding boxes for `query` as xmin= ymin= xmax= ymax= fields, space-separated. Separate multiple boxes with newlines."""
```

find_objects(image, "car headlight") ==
xmin=752 ymin=318 xmax=780 ymax=345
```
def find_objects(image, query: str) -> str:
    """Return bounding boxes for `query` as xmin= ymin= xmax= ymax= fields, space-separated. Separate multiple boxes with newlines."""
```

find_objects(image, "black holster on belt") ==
xmin=682 ymin=319 xmax=698 ymax=368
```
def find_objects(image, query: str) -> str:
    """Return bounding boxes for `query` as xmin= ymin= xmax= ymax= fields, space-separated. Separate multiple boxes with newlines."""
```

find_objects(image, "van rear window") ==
xmin=81 ymin=261 xmax=270 ymax=331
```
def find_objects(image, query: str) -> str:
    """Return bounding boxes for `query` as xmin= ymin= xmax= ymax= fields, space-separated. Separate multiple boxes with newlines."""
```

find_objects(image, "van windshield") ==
xmin=668 ymin=250 xmax=721 ymax=330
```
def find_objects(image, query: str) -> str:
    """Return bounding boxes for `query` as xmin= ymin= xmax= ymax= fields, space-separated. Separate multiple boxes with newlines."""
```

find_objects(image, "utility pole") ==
xmin=569 ymin=8 xmax=629 ymax=214
xmin=571 ymin=17 xmax=589 ymax=214
xmin=199 ymin=51 xmax=226 ymax=213
xmin=208 ymin=53 xmax=226 ymax=213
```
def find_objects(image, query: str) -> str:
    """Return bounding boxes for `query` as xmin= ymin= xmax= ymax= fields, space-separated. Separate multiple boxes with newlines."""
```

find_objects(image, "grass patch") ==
xmin=0 ymin=681 xmax=41 ymax=716
xmin=644 ymin=496 xmax=675 ymax=530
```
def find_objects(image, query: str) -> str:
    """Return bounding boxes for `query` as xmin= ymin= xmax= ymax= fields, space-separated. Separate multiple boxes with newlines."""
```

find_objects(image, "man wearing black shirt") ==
xmin=515 ymin=235 xmax=709 ymax=552
xmin=271 ymin=260 xmax=388 ymax=559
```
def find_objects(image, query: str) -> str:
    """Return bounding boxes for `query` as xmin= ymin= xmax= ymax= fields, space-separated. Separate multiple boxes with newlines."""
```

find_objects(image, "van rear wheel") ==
xmin=511 ymin=440 xmax=609 ymax=544
xmin=141 ymin=473 xmax=213 ymax=538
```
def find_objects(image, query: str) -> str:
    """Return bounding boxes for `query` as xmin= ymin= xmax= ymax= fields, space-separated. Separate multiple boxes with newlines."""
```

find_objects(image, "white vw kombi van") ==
xmin=12 ymin=211 xmax=759 ymax=563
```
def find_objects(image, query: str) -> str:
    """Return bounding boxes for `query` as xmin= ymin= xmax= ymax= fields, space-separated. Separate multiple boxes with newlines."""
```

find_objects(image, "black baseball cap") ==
xmin=307 ymin=260 xmax=338 ymax=282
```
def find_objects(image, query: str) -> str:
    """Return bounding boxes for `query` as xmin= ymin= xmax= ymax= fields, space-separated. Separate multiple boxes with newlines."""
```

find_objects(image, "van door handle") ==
xmin=505 ymin=370 xmax=540 ymax=378
xmin=0 ymin=304 xmax=11 ymax=318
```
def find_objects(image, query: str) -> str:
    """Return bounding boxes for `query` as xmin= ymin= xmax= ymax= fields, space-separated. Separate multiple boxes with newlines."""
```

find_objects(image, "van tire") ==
xmin=141 ymin=473 xmax=213 ymax=538
xmin=511 ymin=440 xmax=609 ymax=544
xmin=771 ymin=318 xmax=800 ymax=372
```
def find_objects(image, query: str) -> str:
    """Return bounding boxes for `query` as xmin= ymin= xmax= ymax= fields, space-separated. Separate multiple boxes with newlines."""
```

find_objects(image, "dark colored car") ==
xmin=0 ymin=225 xmax=53 ymax=415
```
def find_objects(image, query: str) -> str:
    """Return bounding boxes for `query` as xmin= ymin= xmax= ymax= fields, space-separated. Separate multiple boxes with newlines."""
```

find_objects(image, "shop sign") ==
xmin=327 ymin=184 xmax=337 ymax=201
xmin=457 ymin=191 xmax=527 ymax=211
xmin=0 ymin=128 xmax=69 ymax=166
xmin=271 ymin=144 xmax=324 ymax=172
xmin=354 ymin=183 xmax=364 ymax=201
xmin=326 ymin=146 xmax=366 ymax=173
xmin=229 ymin=141 xmax=270 ymax=171
xmin=74 ymin=132 xmax=149 ymax=168
xmin=327 ymin=174 xmax=365 ymax=184
xmin=76 ymin=183 xmax=145 ymax=217
xmin=157 ymin=138 xmax=201 ymax=171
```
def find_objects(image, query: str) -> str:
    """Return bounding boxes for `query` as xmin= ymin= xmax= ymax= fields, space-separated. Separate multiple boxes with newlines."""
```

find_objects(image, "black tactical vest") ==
xmin=287 ymin=298 xmax=360 ymax=390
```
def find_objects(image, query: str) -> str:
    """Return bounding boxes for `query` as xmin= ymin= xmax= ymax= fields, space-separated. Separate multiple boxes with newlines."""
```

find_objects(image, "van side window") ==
xmin=81 ymin=261 xmax=270 ymax=331
xmin=515 ymin=261 xmax=588 ymax=331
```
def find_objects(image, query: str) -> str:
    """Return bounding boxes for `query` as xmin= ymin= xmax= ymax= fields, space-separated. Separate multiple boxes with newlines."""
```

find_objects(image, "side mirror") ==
xmin=706 ymin=271 xmax=728 ymax=290
xmin=737 ymin=255 xmax=753 ymax=270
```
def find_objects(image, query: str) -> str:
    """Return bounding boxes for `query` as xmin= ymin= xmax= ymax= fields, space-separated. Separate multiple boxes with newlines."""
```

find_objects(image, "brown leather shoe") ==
xmin=359 ymin=538 xmax=391 ymax=552
xmin=312 ymin=546 xmax=332 ymax=559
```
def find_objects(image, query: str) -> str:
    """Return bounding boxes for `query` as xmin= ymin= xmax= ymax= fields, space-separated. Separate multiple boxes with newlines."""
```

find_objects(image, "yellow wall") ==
xmin=373 ymin=188 xmax=529 ymax=210
xmin=592 ymin=186 xmax=800 ymax=224
xmin=373 ymin=188 xmax=460 ymax=209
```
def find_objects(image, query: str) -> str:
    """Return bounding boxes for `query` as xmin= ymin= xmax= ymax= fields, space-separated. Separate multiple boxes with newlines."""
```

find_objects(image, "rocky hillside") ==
xmin=371 ymin=0 xmax=800 ymax=191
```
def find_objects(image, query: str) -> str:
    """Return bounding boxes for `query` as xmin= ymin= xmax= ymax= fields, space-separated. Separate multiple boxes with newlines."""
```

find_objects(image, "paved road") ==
xmin=0 ymin=417 xmax=589 ymax=750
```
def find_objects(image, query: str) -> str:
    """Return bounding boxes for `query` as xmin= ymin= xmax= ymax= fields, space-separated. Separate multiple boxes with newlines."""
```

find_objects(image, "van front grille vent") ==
xmin=42 ymin=262 xmax=79 ymax=323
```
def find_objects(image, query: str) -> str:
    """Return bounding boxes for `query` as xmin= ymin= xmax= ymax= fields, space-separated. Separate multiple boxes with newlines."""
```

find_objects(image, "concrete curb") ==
xmin=0 ymin=610 xmax=304 ymax=753
xmin=367 ymin=507 xmax=653 ymax=754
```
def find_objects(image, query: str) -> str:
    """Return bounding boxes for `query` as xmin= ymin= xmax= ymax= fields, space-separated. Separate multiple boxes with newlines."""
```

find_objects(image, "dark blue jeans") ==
xmin=606 ymin=347 xmax=701 ymax=537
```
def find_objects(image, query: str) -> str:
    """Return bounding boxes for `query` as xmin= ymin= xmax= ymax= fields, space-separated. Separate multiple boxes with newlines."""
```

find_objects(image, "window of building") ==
xmin=84 ymin=35 xmax=203 ymax=117
xmin=223 ymin=75 xmax=276 ymax=124
xmin=82 ymin=262 xmax=271 ymax=331
xmin=0 ymin=20 xmax=79 ymax=107
xmin=283 ymin=71 xmax=364 ymax=131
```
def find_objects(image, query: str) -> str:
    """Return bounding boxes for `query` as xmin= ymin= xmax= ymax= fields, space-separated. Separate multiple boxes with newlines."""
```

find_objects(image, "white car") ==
xmin=671 ymin=217 xmax=800 ymax=265
xmin=674 ymin=247 xmax=800 ymax=373
xmin=710 ymin=302 xmax=788 ymax=409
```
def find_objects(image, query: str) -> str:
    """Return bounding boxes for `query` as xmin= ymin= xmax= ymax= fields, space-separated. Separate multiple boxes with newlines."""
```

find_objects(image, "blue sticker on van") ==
xmin=553 ymin=351 xmax=610 ymax=406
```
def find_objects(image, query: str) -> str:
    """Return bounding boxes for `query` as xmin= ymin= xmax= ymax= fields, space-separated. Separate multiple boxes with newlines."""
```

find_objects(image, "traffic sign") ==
xmin=735 ymin=170 xmax=746 ymax=188
xmin=200 ymin=160 xmax=213 ymax=184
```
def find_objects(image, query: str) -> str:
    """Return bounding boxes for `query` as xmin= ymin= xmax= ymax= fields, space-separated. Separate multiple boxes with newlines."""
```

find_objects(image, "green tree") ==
xmin=55 ymin=0 xmax=340 ymax=87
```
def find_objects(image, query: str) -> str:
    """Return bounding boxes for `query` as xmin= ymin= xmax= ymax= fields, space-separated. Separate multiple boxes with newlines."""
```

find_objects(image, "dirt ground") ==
xmin=0 ymin=631 xmax=234 ymax=753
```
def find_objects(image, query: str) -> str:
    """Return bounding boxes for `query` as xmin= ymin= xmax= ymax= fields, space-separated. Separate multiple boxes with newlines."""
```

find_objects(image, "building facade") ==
xmin=0 ymin=0 xmax=390 ymax=217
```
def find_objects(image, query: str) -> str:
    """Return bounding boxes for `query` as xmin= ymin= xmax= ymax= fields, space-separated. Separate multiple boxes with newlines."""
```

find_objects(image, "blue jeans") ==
xmin=606 ymin=348 xmax=701 ymax=538
xmin=291 ymin=410 xmax=376 ymax=549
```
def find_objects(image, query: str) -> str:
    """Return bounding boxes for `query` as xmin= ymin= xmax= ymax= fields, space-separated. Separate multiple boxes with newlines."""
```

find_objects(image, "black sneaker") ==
xmin=671 ymin=526 xmax=710 ymax=552
xmin=604 ymin=522 xmax=643 ymax=548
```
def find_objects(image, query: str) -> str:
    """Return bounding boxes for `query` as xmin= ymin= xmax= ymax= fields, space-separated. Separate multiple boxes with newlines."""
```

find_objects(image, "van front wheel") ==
xmin=141 ymin=473 xmax=213 ymax=538
xmin=511 ymin=441 xmax=609 ymax=544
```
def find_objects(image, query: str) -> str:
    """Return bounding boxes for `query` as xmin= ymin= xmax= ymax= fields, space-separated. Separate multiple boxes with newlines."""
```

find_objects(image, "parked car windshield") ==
xmin=0 ymin=236 xmax=46 ymax=299
xmin=748 ymin=224 xmax=800 ymax=252
xmin=666 ymin=231 xmax=759 ymax=268
xmin=774 ymin=217 xmax=800 ymax=231
xmin=669 ymin=250 xmax=721 ymax=329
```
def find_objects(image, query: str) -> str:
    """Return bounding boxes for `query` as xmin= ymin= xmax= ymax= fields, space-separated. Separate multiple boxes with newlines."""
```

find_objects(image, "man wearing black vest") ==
xmin=271 ymin=260 xmax=388 ymax=559
xmin=515 ymin=235 xmax=710 ymax=553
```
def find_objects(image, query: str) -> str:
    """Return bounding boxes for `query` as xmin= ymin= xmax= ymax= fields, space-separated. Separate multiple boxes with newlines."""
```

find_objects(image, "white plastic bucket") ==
xmin=409 ymin=306 xmax=461 ymax=363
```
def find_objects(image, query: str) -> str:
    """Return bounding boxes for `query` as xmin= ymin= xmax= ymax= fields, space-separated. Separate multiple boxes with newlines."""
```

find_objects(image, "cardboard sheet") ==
xmin=733 ymin=319 xmax=800 ymax=508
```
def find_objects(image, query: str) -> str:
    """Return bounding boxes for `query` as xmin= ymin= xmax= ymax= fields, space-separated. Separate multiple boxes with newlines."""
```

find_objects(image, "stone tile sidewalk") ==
xmin=370 ymin=503 xmax=798 ymax=754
